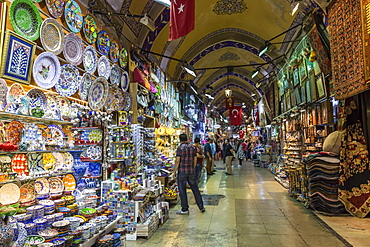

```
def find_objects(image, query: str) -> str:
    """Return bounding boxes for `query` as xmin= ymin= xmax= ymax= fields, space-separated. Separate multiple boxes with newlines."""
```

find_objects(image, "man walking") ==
xmin=224 ymin=139 xmax=236 ymax=175
xmin=204 ymin=138 xmax=214 ymax=175
xmin=174 ymin=134 xmax=205 ymax=215
xmin=193 ymin=137 xmax=204 ymax=183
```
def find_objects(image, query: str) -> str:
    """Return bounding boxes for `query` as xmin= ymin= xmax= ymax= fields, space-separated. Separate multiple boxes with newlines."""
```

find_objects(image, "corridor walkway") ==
xmin=127 ymin=160 xmax=351 ymax=247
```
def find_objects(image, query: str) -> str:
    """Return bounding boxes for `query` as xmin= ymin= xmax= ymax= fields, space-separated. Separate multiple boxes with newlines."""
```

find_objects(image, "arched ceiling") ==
xmin=86 ymin=0 xmax=316 ymax=116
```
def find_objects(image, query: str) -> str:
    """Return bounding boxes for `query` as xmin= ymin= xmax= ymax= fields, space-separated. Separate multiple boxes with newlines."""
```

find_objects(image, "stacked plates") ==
xmin=62 ymin=195 xmax=75 ymax=205
xmin=64 ymin=217 xmax=80 ymax=231
xmin=52 ymin=220 xmax=70 ymax=237
xmin=34 ymin=217 xmax=48 ymax=233
xmin=26 ymin=205 xmax=44 ymax=220
xmin=54 ymin=199 xmax=66 ymax=210
xmin=97 ymin=234 xmax=114 ymax=246
xmin=80 ymin=208 xmax=96 ymax=220
xmin=13 ymin=213 xmax=32 ymax=224
xmin=38 ymin=227 xmax=58 ymax=242
xmin=38 ymin=200 xmax=56 ymax=215
xmin=25 ymin=223 xmax=36 ymax=235
xmin=69 ymin=229 xmax=82 ymax=245
xmin=53 ymin=213 xmax=64 ymax=222
xmin=57 ymin=207 xmax=71 ymax=217
xmin=25 ymin=235 xmax=45 ymax=246
xmin=50 ymin=237 xmax=66 ymax=247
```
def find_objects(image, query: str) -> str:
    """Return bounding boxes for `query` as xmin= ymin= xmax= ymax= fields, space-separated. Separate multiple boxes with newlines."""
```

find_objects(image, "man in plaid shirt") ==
xmin=174 ymin=133 xmax=205 ymax=215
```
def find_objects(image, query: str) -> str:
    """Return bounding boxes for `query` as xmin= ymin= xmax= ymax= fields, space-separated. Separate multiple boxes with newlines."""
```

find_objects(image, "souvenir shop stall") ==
xmin=0 ymin=0 xmax=177 ymax=246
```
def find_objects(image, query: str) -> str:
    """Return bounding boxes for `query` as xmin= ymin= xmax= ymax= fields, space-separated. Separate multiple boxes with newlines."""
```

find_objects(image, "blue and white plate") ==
xmin=33 ymin=52 xmax=61 ymax=89
xmin=0 ymin=79 xmax=8 ymax=111
xmin=79 ymin=73 xmax=93 ymax=101
xmin=26 ymin=88 xmax=48 ymax=113
xmin=110 ymin=64 xmax=121 ymax=85
xmin=88 ymin=77 xmax=109 ymax=111
xmin=120 ymin=70 xmax=129 ymax=92
xmin=63 ymin=33 xmax=83 ymax=66
xmin=97 ymin=56 xmax=111 ymax=79
xmin=55 ymin=64 xmax=80 ymax=97
xmin=83 ymin=45 xmax=97 ymax=74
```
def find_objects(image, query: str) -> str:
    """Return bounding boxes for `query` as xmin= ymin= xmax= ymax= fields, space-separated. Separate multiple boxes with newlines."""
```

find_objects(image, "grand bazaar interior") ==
xmin=0 ymin=0 xmax=369 ymax=246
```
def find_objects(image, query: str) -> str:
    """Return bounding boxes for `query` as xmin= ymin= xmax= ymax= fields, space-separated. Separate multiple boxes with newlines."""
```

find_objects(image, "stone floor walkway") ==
xmin=127 ymin=160 xmax=369 ymax=247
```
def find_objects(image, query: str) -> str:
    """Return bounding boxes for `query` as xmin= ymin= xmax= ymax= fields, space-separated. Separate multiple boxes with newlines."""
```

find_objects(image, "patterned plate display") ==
xmin=7 ymin=83 xmax=25 ymax=105
xmin=119 ymin=48 xmax=128 ymax=68
xmin=88 ymin=77 xmax=109 ymax=111
xmin=19 ymin=183 xmax=35 ymax=203
xmin=79 ymin=73 xmax=92 ymax=101
xmin=55 ymin=96 xmax=71 ymax=120
xmin=62 ymin=174 xmax=76 ymax=191
xmin=63 ymin=33 xmax=83 ymax=66
xmin=28 ymin=153 xmax=44 ymax=174
xmin=121 ymin=91 xmax=132 ymax=112
xmin=10 ymin=0 xmax=42 ymax=41
xmin=44 ymin=94 xmax=61 ymax=120
xmin=40 ymin=18 xmax=64 ymax=55
xmin=6 ymin=121 xmax=23 ymax=144
xmin=64 ymin=0 xmax=83 ymax=33
xmin=48 ymin=124 xmax=65 ymax=144
xmin=104 ymin=85 xmax=125 ymax=113
xmin=33 ymin=52 xmax=61 ymax=89
xmin=110 ymin=64 xmax=121 ymax=85
xmin=55 ymin=64 xmax=80 ymax=97
xmin=62 ymin=152 xmax=73 ymax=170
xmin=97 ymin=30 xmax=110 ymax=55
xmin=88 ymin=129 xmax=103 ymax=142
xmin=0 ymin=183 xmax=20 ymax=205
xmin=34 ymin=177 xmax=49 ymax=194
xmin=43 ymin=153 xmax=56 ymax=171
xmin=0 ymin=79 xmax=8 ymax=111
xmin=120 ymin=70 xmax=129 ymax=92
xmin=11 ymin=154 xmax=28 ymax=176
xmin=48 ymin=177 xmax=64 ymax=193
xmin=45 ymin=0 xmax=66 ymax=18
xmin=83 ymin=46 xmax=98 ymax=74
xmin=109 ymin=41 xmax=119 ymax=63
xmin=83 ymin=15 xmax=98 ymax=44
xmin=27 ymin=88 xmax=47 ymax=113
xmin=98 ymin=56 xmax=111 ymax=79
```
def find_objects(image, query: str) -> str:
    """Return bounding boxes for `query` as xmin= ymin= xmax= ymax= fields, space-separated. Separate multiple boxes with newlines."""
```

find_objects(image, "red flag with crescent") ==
xmin=169 ymin=0 xmax=195 ymax=41
xmin=229 ymin=106 xmax=242 ymax=126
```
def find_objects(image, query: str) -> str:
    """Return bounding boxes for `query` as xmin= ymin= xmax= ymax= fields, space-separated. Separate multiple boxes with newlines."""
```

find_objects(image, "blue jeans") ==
xmin=177 ymin=172 xmax=204 ymax=211
xmin=195 ymin=163 xmax=202 ymax=182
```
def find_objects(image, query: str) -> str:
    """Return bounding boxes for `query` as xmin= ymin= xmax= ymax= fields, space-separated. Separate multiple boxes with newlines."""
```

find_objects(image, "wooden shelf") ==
xmin=0 ymin=112 xmax=72 ymax=125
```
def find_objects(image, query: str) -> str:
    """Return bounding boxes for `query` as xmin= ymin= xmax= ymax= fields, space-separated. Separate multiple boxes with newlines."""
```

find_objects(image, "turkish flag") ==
xmin=229 ymin=106 xmax=242 ymax=126
xmin=169 ymin=0 xmax=195 ymax=41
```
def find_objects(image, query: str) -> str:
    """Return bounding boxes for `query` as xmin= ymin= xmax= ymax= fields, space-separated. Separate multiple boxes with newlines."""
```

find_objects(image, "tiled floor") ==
xmin=126 ymin=160 xmax=362 ymax=247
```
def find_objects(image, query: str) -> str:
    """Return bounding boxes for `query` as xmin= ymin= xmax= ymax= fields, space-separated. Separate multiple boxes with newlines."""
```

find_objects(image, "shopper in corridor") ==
xmin=174 ymin=134 xmax=205 ymax=215
xmin=224 ymin=139 xmax=236 ymax=175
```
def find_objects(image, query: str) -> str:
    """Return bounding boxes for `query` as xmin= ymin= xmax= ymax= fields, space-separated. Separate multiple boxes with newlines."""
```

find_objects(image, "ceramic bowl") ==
xmin=25 ymin=235 xmax=45 ymax=245
xmin=50 ymin=238 xmax=65 ymax=247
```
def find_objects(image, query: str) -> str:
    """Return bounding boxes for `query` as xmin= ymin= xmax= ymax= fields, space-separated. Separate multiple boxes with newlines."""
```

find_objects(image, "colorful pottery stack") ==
xmin=96 ymin=215 xmax=108 ymax=228
xmin=13 ymin=213 xmax=32 ymax=224
xmin=64 ymin=235 xmax=74 ymax=247
xmin=25 ymin=235 xmax=45 ymax=246
xmin=77 ymin=224 xmax=90 ymax=241
xmin=84 ymin=222 xmax=97 ymax=235
xmin=54 ymin=199 xmax=66 ymax=211
xmin=38 ymin=200 xmax=56 ymax=215
xmin=26 ymin=205 xmax=44 ymax=220
xmin=112 ymin=233 xmax=121 ymax=247
xmin=57 ymin=207 xmax=71 ymax=217
xmin=80 ymin=208 xmax=96 ymax=220
xmin=38 ymin=227 xmax=58 ymax=242
xmin=64 ymin=217 xmax=80 ymax=231
xmin=43 ymin=215 xmax=55 ymax=228
xmin=66 ymin=203 xmax=78 ymax=215
xmin=34 ymin=217 xmax=48 ymax=233
xmin=96 ymin=234 xmax=114 ymax=247
xmin=53 ymin=213 xmax=64 ymax=222
xmin=52 ymin=220 xmax=70 ymax=238
xmin=69 ymin=229 xmax=82 ymax=245
xmin=50 ymin=237 xmax=66 ymax=247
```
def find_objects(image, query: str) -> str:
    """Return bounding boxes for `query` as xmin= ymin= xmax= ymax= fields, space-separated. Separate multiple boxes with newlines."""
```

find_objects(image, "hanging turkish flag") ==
xmin=169 ymin=0 xmax=195 ymax=41
xmin=229 ymin=106 xmax=242 ymax=126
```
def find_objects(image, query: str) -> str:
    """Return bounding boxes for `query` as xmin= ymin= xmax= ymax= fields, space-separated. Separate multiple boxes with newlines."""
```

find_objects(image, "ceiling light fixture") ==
xmin=154 ymin=0 xmax=171 ymax=7
xmin=290 ymin=1 xmax=301 ymax=15
xmin=251 ymin=67 xmax=260 ymax=78
xmin=225 ymin=67 xmax=233 ymax=97
xmin=140 ymin=14 xmax=156 ymax=31
xmin=182 ymin=63 xmax=197 ymax=77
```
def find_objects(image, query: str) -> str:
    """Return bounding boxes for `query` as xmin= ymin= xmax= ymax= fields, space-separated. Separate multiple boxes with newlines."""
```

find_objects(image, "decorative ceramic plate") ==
xmin=27 ymin=153 xmax=44 ymax=173
xmin=55 ymin=96 xmax=71 ymax=120
xmin=7 ymin=83 xmax=25 ymax=104
xmin=62 ymin=174 xmax=76 ymax=191
xmin=27 ymin=88 xmax=47 ymax=113
xmin=40 ymin=18 xmax=64 ymax=55
xmin=32 ymin=0 xmax=43 ymax=2
xmin=88 ymin=129 xmax=103 ymax=142
xmin=11 ymin=153 xmax=28 ymax=175
xmin=0 ymin=79 xmax=8 ymax=111
xmin=51 ymin=152 xmax=64 ymax=169
xmin=34 ymin=177 xmax=49 ymax=194
xmin=88 ymin=77 xmax=109 ymax=111
xmin=6 ymin=121 xmax=24 ymax=144
xmin=83 ymin=15 xmax=98 ymax=44
xmin=44 ymin=94 xmax=61 ymax=120
xmin=79 ymin=73 xmax=93 ymax=101
xmin=109 ymin=41 xmax=119 ymax=63
xmin=37 ymin=124 xmax=50 ymax=141
xmin=104 ymin=85 xmax=124 ymax=113
xmin=0 ymin=183 xmax=20 ymax=205
xmin=63 ymin=33 xmax=84 ymax=66
xmin=19 ymin=183 xmax=35 ymax=203
xmin=64 ymin=0 xmax=83 ymax=33
xmin=119 ymin=48 xmax=128 ymax=68
xmin=120 ymin=70 xmax=129 ymax=92
xmin=81 ymin=146 xmax=102 ymax=160
xmin=97 ymin=30 xmax=110 ymax=55
xmin=48 ymin=177 xmax=64 ymax=193
xmin=10 ymin=0 xmax=42 ymax=41
xmin=33 ymin=52 xmax=61 ymax=89
xmin=98 ymin=56 xmax=111 ymax=79
xmin=121 ymin=91 xmax=132 ymax=112
xmin=47 ymin=124 xmax=65 ymax=144
xmin=56 ymin=64 xmax=80 ymax=97
xmin=110 ymin=64 xmax=121 ymax=85
xmin=62 ymin=152 xmax=73 ymax=169
xmin=45 ymin=0 xmax=66 ymax=18
xmin=83 ymin=46 xmax=98 ymax=74
xmin=43 ymin=153 xmax=56 ymax=171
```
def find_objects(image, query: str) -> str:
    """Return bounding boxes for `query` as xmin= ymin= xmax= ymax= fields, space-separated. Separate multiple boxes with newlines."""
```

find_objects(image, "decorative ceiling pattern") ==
xmin=213 ymin=0 xmax=248 ymax=15
xmin=142 ymin=8 xmax=170 ymax=51
xmin=219 ymin=52 xmax=240 ymax=61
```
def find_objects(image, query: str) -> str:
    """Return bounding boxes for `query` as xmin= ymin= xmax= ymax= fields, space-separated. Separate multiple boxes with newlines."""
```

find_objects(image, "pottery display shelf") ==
xmin=0 ymin=112 xmax=72 ymax=125
xmin=0 ymin=171 xmax=74 ymax=185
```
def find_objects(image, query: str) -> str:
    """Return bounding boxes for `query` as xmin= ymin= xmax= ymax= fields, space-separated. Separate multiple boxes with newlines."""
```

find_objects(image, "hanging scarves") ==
xmin=338 ymin=97 xmax=370 ymax=218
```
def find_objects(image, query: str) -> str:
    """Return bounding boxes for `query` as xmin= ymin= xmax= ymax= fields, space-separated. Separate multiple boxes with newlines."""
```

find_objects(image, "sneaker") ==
xmin=176 ymin=210 xmax=189 ymax=215
xmin=200 ymin=208 xmax=206 ymax=213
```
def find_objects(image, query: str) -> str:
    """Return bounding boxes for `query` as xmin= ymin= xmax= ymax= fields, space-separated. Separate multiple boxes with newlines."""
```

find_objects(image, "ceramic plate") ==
xmin=121 ymin=91 xmax=132 ymax=112
xmin=48 ymin=124 xmax=65 ymax=140
xmin=56 ymin=64 xmax=80 ymax=97
xmin=11 ymin=153 xmax=28 ymax=175
xmin=43 ymin=153 xmax=56 ymax=171
xmin=88 ymin=77 xmax=109 ymax=111
xmin=45 ymin=0 xmax=66 ymax=18
xmin=64 ymin=0 xmax=83 ymax=33
xmin=32 ymin=0 xmax=43 ymax=2
xmin=28 ymin=153 xmax=45 ymax=174
xmin=0 ymin=183 xmax=20 ymax=205
xmin=83 ymin=15 xmax=98 ymax=44
xmin=55 ymin=96 xmax=71 ymax=120
xmin=79 ymin=73 xmax=93 ymax=101
xmin=83 ymin=46 xmax=98 ymax=74
xmin=34 ymin=177 xmax=49 ymax=194
xmin=6 ymin=121 xmax=24 ymax=144
xmin=109 ymin=41 xmax=119 ymax=63
xmin=48 ymin=177 xmax=64 ymax=193
xmin=119 ymin=48 xmax=128 ymax=68
xmin=40 ymin=18 xmax=64 ymax=55
xmin=62 ymin=174 xmax=76 ymax=191
xmin=27 ymin=88 xmax=47 ymax=113
xmin=121 ymin=70 xmax=129 ymax=92
xmin=104 ymin=85 xmax=125 ymax=113
xmin=19 ymin=183 xmax=35 ymax=203
xmin=110 ymin=64 xmax=121 ymax=85
xmin=63 ymin=33 xmax=84 ymax=66
xmin=10 ymin=0 xmax=42 ymax=41
xmin=97 ymin=30 xmax=110 ymax=55
xmin=88 ymin=129 xmax=103 ymax=142
xmin=7 ymin=83 xmax=25 ymax=104
xmin=44 ymin=94 xmax=61 ymax=120
xmin=114 ymin=87 xmax=125 ymax=111
xmin=98 ymin=56 xmax=111 ymax=79
xmin=51 ymin=152 xmax=64 ymax=169
xmin=62 ymin=152 xmax=73 ymax=169
xmin=33 ymin=52 xmax=61 ymax=89
xmin=0 ymin=79 xmax=8 ymax=111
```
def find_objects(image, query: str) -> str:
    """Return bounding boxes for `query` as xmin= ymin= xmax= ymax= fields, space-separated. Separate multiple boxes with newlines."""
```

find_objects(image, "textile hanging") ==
xmin=307 ymin=25 xmax=331 ymax=77
xmin=338 ymin=97 xmax=370 ymax=218
xmin=328 ymin=0 xmax=369 ymax=99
